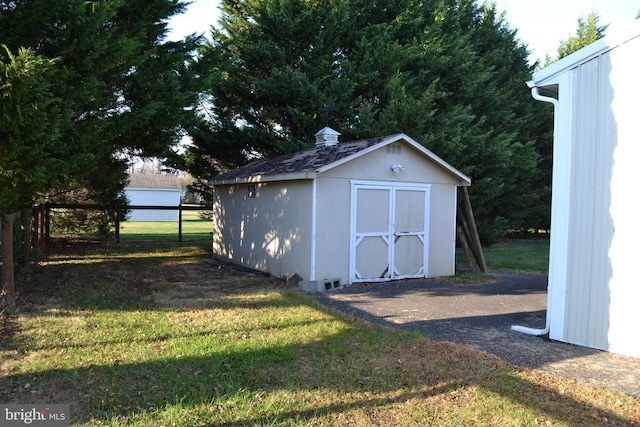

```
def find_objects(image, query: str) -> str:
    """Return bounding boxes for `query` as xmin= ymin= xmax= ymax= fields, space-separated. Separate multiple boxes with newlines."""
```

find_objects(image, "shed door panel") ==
xmin=351 ymin=183 xmax=429 ymax=283
xmin=354 ymin=188 xmax=391 ymax=279
xmin=393 ymin=189 xmax=426 ymax=278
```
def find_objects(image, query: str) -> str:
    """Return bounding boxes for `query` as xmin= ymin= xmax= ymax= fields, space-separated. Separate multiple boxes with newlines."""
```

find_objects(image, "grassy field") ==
xmin=118 ymin=220 xmax=212 ymax=242
xmin=481 ymin=238 xmax=550 ymax=273
xmin=118 ymin=210 xmax=212 ymax=243
xmin=1 ymin=239 xmax=638 ymax=426
xmin=453 ymin=238 xmax=550 ymax=284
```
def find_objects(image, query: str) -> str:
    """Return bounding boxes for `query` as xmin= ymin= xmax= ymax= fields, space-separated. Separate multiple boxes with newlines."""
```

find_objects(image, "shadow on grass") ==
xmin=1 ymin=310 xmax=632 ymax=426
xmin=2 ymin=241 xmax=635 ymax=425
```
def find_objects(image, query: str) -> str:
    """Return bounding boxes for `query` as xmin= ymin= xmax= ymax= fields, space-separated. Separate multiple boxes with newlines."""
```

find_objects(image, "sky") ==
xmin=167 ymin=0 xmax=640 ymax=65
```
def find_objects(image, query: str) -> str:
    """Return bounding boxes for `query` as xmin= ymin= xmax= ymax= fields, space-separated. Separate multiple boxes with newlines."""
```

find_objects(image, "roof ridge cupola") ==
xmin=314 ymin=126 xmax=341 ymax=147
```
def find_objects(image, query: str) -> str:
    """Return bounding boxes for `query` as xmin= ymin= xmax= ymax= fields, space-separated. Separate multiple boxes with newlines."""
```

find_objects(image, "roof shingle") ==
xmin=213 ymin=135 xmax=395 ymax=182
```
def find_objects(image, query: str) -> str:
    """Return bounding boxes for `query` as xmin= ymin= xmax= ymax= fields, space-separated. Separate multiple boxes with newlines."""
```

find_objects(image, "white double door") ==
xmin=350 ymin=182 xmax=430 ymax=283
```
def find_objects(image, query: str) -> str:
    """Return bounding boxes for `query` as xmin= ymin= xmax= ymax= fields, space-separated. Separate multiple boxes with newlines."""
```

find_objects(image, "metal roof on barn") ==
xmin=212 ymin=133 xmax=470 ymax=185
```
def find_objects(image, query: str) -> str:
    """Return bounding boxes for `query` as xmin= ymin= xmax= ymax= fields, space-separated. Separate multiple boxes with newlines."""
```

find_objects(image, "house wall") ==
xmin=212 ymin=180 xmax=313 ymax=279
xmin=607 ymin=32 xmax=640 ymax=359
xmin=314 ymin=140 xmax=463 ymax=283
xmin=545 ymin=31 xmax=640 ymax=358
xmin=125 ymin=188 xmax=181 ymax=221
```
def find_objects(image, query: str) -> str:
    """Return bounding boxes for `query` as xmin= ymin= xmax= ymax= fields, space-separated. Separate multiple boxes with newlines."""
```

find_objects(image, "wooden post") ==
xmin=458 ymin=203 xmax=483 ymax=272
xmin=457 ymin=222 xmax=479 ymax=272
xmin=178 ymin=205 xmax=183 ymax=243
xmin=114 ymin=203 xmax=120 ymax=243
xmin=21 ymin=208 xmax=32 ymax=263
xmin=45 ymin=202 xmax=51 ymax=244
xmin=457 ymin=205 xmax=479 ymax=272
xmin=461 ymin=187 xmax=488 ymax=273
xmin=32 ymin=207 xmax=40 ymax=256
xmin=2 ymin=212 xmax=18 ymax=307
xmin=37 ymin=205 xmax=45 ymax=252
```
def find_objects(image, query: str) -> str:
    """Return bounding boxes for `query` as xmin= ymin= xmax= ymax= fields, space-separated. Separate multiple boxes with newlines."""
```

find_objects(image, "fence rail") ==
xmin=44 ymin=203 xmax=213 ymax=243
xmin=1 ymin=204 xmax=212 ymax=306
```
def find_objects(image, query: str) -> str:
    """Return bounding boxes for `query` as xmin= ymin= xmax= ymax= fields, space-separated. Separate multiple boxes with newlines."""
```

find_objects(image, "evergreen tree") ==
xmin=544 ymin=12 xmax=608 ymax=66
xmin=0 ymin=0 xmax=200 ymax=216
xmin=0 ymin=46 xmax=61 ymax=213
xmin=183 ymin=0 xmax=550 ymax=242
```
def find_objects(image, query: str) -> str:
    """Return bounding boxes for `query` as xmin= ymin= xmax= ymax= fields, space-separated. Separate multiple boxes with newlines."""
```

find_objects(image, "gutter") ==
xmin=511 ymin=85 xmax=558 ymax=337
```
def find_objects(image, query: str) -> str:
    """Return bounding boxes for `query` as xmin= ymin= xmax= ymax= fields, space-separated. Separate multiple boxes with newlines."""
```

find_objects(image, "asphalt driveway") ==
xmin=309 ymin=271 xmax=640 ymax=397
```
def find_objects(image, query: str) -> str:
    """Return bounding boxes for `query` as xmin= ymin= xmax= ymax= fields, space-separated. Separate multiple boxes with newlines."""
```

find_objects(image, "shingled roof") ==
xmin=212 ymin=135 xmax=394 ymax=183
xmin=212 ymin=133 xmax=471 ymax=186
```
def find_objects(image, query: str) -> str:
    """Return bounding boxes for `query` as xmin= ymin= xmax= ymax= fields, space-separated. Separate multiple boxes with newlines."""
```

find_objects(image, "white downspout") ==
xmin=511 ymin=85 xmax=558 ymax=336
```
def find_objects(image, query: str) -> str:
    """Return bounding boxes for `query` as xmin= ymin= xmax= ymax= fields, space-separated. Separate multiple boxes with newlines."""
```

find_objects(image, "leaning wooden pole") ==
xmin=458 ymin=202 xmax=484 ymax=272
xmin=461 ymin=187 xmax=488 ymax=273
xmin=456 ymin=217 xmax=479 ymax=272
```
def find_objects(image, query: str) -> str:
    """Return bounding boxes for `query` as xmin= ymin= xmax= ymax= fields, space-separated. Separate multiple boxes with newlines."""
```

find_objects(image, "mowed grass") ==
xmin=118 ymin=210 xmax=212 ymax=243
xmin=453 ymin=238 xmax=550 ymax=284
xmin=483 ymin=238 xmax=550 ymax=273
xmin=1 ymin=240 xmax=639 ymax=426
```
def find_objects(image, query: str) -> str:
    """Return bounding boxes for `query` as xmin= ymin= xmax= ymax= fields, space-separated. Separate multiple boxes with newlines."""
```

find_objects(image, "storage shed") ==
xmin=125 ymin=173 xmax=184 ymax=221
xmin=211 ymin=130 xmax=470 ymax=290
xmin=521 ymin=21 xmax=640 ymax=358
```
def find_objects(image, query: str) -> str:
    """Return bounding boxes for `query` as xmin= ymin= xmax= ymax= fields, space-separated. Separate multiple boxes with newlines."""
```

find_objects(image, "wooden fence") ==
xmin=41 ymin=203 xmax=212 ymax=243
xmin=1 ymin=203 xmax=212 ymax=306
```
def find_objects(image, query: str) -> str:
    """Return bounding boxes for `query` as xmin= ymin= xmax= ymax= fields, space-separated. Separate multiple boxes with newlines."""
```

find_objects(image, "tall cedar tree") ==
xmin=544 ymin=12 xmax=608 ymax=67
xmin=0 ymin=47 xmax=59 ymax=212
xmin=0 ymin=0 xmax=200 ymax=213
xmin=182 ymin=0 xmax=552 ymax=242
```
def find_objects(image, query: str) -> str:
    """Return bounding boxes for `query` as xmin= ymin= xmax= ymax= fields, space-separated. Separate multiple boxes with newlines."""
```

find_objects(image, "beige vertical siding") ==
xmin=316 ymin=141 xmax=462 ymax=282
xmin=213 ymin=180 xmax=313 ymax=279
xmin=213 ymin=137 xmax=466 ymax=289
xmin=314 ymin=176 xmax=352 ymax=283
xmin=427 ymin=184 xmax=458 ymax=277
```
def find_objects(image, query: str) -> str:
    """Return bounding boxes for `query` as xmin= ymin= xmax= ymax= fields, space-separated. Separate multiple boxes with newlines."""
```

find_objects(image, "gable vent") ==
xmin=386 ymin=144 xmax=402 ymax=155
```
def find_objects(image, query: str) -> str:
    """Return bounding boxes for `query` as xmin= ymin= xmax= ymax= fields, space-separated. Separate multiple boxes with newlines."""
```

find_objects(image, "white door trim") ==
xmin=349 ymin=180 xmax=430 ymax=283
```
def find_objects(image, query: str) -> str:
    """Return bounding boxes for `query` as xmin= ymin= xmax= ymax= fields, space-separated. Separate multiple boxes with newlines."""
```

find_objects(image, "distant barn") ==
xmin=522 ymin=21 xmax=640 ymax=359
xmin=125 ymin=173 xmax=184 ymax=221
xmin=211 ymin=129 xmax=470 ymax=291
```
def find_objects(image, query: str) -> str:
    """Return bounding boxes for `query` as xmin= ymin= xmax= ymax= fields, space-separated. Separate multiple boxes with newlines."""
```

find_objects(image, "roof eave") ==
xmin=126 ymin=187 xmax=182 ymax=191
xmin=212 ymin=171 xmax=317 ymax=186
xmin=529 ymin=19 xmax=640 ymax=88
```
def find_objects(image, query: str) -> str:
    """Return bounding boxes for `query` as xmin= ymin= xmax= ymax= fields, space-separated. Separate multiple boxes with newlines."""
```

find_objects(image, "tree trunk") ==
xmin=2 ymin=212 xmax=18 ymax=307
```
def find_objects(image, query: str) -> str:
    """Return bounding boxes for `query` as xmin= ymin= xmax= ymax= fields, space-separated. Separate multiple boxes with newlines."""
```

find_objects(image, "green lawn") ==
xmin=457 ymin=238 xmax=550 ymax=274
xmin=119 ymin=210 xmax=212 ymax=243
xmin=1 ymin=240 xmax=638 ymax=426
